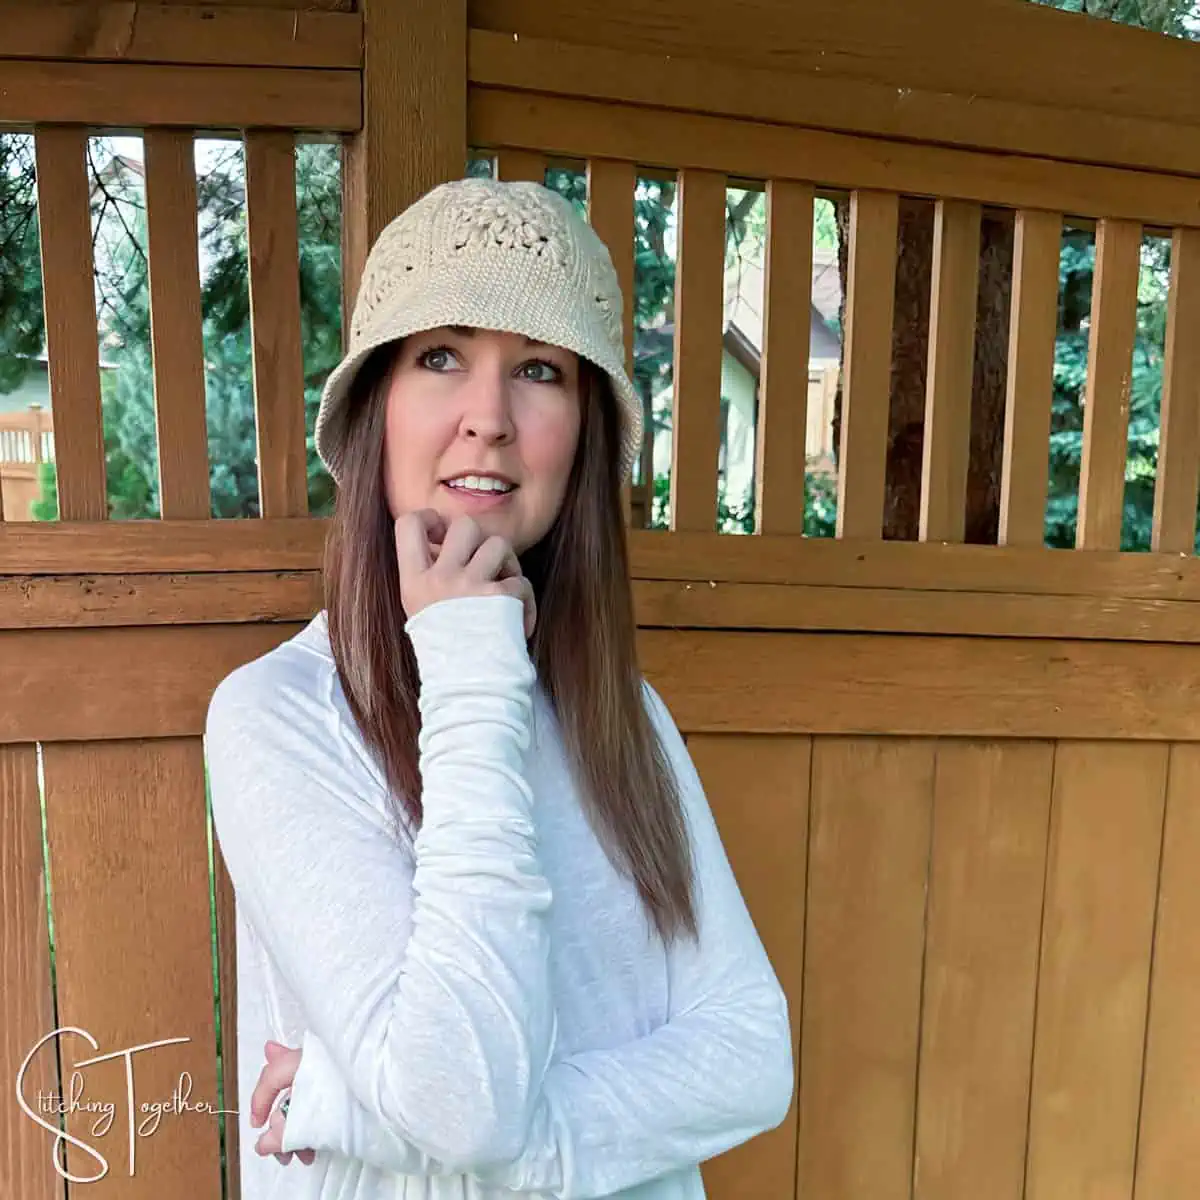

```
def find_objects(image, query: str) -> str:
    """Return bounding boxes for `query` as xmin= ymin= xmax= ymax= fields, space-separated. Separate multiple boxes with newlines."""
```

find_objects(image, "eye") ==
xmin=416 ymin=346 xmax=460 ymax=372
xmin=517 ymin=358 xmax=564 ymax=384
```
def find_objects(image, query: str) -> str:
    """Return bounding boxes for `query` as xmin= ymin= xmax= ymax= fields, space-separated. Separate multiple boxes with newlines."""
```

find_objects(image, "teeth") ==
xmin=447 ymin=475 xmax=513 ymax=493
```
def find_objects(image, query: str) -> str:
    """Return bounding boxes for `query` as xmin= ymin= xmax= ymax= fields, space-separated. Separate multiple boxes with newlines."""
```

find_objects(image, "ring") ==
xmin=279 ymin=1095 xmax=290 ymax=1119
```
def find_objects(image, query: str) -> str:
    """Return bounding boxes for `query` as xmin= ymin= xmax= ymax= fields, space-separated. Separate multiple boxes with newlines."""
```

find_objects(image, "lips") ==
xmin=442 ymin=473 xmax=517 ymax=494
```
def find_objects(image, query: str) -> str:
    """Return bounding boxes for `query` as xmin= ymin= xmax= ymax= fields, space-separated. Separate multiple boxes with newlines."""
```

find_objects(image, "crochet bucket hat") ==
xmin=314 ymin=177 xmax=642 ymax=484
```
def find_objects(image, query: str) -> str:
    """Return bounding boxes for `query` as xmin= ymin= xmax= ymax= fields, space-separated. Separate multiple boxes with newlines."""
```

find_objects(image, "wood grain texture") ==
xmin=0 ymin=745 xmax=65 ymax=1200
xmin=469 ymin=88 xmax=1200 ymax=228
xmin=344 ymin=0 xmax=466 ymax=310
xmin=1135 ymin=744 xmax=1200 ymax=1199
xmin=144 ymin=129 xmax=211 ymax=520
xmin=467 ymin=27 xmax=1200 ymax=181
xmin=35 ymin=127 xmax=107 ymax=523
xmin=670 ymin=169 xmax=726 ymax=532
xmin=41 ymin=738 xmax=222 ymax=1199
xmin=688 ymin=735 xmax=809 ymax=1196
xmin=920 ymin=199 xmax=981 ymax=544
xmin=2 ymin=61 xmax=361 ymax=129
xmin=494 ymin=149 xmax=546 ymax=182
xmin=914 ymin=741 xmax=1052 ymax=1200
xmin=999 ymin=210 xmax=1061 ymax=548
xmin=1151 ymin=228 xmax=1200 ymax=554
xmin=245 ymin=132 xmax=309 ymax=519
xmin=1076 ymin=218 xmax=1142 ymax=551
xmin=2 ymin=4 xmax=362 ymax=68
xmin=213 ymin=844 xmax=240 ymax=1200
xmin=798 ymin=737 xmax=933 ymax=1200
xmin=755 ymin=180 xmax=814 ymax=536
xmin=1025 ymin=741 xmax=1167 ymax=1200
xmin=837 ymin=190 xmax=898 ymax=540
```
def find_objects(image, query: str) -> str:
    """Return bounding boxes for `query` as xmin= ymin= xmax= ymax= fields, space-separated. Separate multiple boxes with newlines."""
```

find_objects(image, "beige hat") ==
xmin=315 ymin=177 xmax=641 ymax=484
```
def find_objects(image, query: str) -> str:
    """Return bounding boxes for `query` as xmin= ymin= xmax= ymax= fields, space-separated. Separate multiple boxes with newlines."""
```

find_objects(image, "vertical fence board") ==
xmin=1076 ymin=218 xmax=1142 ymax=551
xmin=799 ymin=737 xmax=934 ymax=1200
xmin=688 ymin=734 xmax=810 ymax=1197
xmin=756 ymin=180 xmax=815 ymax=536
xmin=495 ymin=149 xmax=547 ymax=182
xmin=920 ymin=200 xmax=981 ymax=544
xmin=837 ymin=190 xmax=899 ymax=540
xmin=144 ymin=129 xmax=210 ymax=520
xmin=0 ymin=745 xmax=65 ymax=1200
xmin=670 ymin=168 xmax=726 ymax=532
xmin=586 ymin=158 xmax=637 ymax=522
xmin=245 ymin=131 xmax=308 ymax=519
xmin=35 ymin=127 xmax=107 ymax=522
xmin=1151 ymin=229 xmax=1200 ymax=553
xmin=1000 ymin=209 xmax=1061 ymax=547
xmin=213 ymin=846 xmax=241 ymax=1200
xmin=1133 ymin=744 xmax=1200 ymax=1199
xmin=1025 ymin=741 xmax=1167 ymax=1200
xmin=914 ymin=741 xmax=1052 ymax=1200
xmin=42 ymin=739 xmax=222 ymax=1200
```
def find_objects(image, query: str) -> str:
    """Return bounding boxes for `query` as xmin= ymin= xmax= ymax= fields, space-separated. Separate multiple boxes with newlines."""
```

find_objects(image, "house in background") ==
xmin=644 ymin=245 xmax=842 ymax=518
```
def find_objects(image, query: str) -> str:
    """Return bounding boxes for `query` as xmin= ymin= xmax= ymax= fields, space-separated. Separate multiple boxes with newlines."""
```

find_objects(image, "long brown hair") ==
xmin=324 ymin=344 xmax=699 ymax=946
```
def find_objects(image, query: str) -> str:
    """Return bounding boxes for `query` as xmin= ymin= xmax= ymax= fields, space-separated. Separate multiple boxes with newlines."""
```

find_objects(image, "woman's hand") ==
xmin=395 ymin=510 xmax=537 ymax=639
xmin=250 ymin=1040 xmax=316 ymax=1166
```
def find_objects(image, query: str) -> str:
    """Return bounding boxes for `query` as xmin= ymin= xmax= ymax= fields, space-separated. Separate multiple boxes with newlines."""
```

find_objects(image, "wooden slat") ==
xmin=213 ymin=845 xmax=240 ymax=1200
xmin=755 ymin=180 xmax=814 ymax=536
xmin=13 ymin=625 xmax=1200 ymax=743
xmin=1151 ymin=228 xmax=1200 ymax=553
xmin=2 ymin=572 xmax=323 ymax=630
xmin=11 ymin=570 xmax=1200 ymax=645
xmin=1025 ymin=742 xmax=1168 ymax=1200
xmin=920 ymin=199 xmax=981 ymax=544
xmin=144 ymin=129 xmax=211 ymax=520
xmin=837 ymin=190 xmax=898 ymax=540
xmin=688 ymin=735 xmax=809 ymax=1197
xmin=914 ymin=741 xmax=1052 ymax=1200
xmin=470 ymin=88 xmax=1200 ymax=230
xmin=35 ymin=127 xmax=107 ymax=523
xmin=468 ymin=28 xmax=1200 ymax=183
xmin=2 ymin=4 xmax=362 ymax=68
xmin=999 ymin=210 xmax=1061 ymax=548
xmin=0 ymin=745 xmax=65 ymax=1200
xmin=343 ymin=0 xmax=466 ymax=311
xmin=799 ymin=737 xmax=933 ymax=1200
xmin=495 ymin=150 xmax=547 ymax=183
xmin=0 ymin=518 xmax=328 ymax=574
xmin=586 ymin=158 xmax=637 ymax=520
xmin=669 ymin=168 xmax=726 ymax=532
xmin=1134 ymin=744 xmax=1200 ymax=1199
xmin=1076 ymin=218 xmax=1142 ymax=551
xmin=4 ymin=624 xmax=304 ymax=743
xmin=1 ymin=62 xmax=361 ymax=130
xmin=245 ymin=132 xmax=308 ymax=519
xmin=42 ymin=739 xmax=222 ymax=1198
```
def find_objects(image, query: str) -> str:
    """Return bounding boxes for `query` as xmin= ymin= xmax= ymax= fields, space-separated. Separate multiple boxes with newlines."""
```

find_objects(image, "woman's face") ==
xmin=382 ymin=326 xmax=583 ymax=555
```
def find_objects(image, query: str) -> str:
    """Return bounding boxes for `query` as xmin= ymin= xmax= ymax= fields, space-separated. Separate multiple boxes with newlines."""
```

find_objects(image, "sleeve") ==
xmin=206 ymin=594 xmax=557 ymax=1176
xmin=279 ymin=680 xmax=795 ymax=1198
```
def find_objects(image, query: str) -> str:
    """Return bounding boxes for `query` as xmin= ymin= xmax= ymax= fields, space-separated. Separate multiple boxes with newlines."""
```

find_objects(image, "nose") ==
xmin=459 ymin=362 xmax=516 ymax=446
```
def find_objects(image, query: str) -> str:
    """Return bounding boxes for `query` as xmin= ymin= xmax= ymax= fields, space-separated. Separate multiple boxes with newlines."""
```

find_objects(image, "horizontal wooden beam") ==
xmin=6 ymin=570 xmax=1200 ymax=645
xmin=0 ymin=518 xmax=329 ymax=574
xmin=0 ymin=60 xmax=361 ymax=131
xmin=7 ymin=523 xmax=1200 ymax=607
xmin=468 ymin=29 xmax=1200 ymax=181
xmin=7 ymin=621 xmax=1200 ymax=742
xmin=1 ymin=5 xmax=362 ymax=69
xmin=469 ymin=87 xmax=1200 ymax=228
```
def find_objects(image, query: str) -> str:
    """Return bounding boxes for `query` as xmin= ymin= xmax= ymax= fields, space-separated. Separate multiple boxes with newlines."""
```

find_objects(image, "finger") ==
xmin=418 ymin=507 xmax=448 ymax=548
xmin=393 ymin=512 xmax=434 ymax=578
xmin=249 ymin=1059 xmax=293 ymax=1127
xmin=298 ymin=1149 xmax=316 ymax=1166
xmin=492 ymin=576 xmax=537 ymax=639
xmin=465 ymin=535 xmax=519 ymax=583
xmin=434 ymin=515 xmax=485 ymax=570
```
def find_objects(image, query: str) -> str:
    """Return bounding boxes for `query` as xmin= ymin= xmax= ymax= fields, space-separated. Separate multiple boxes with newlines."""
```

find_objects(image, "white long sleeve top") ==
xmin=205 ymin=595 xmax=793 ymax=1200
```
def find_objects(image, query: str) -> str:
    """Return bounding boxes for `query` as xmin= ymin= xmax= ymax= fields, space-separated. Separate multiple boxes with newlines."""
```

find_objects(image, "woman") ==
xmin=206 ymin=177 xmax=793 ymax=1199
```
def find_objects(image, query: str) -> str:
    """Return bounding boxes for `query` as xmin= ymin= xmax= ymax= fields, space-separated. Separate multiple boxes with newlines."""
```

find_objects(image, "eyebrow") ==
xmin=447 ymin=325 xmax=545 ymax=348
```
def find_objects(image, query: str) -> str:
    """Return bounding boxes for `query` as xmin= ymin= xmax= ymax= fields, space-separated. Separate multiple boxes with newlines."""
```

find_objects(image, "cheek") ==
xmin=383 ymin=395 xmax=450 ymax=511
xmin=522 ymin=405 xmax=581 ymax=487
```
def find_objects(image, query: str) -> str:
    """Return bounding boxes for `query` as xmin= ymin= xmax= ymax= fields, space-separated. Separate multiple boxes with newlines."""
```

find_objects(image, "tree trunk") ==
xmin=834 ymin=198 xmax=1014 ymax=543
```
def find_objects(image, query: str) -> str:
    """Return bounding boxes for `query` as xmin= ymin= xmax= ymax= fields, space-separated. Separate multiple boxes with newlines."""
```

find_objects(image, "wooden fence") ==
xmin=6 ymin=2 xmax=1200 ymax=1199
